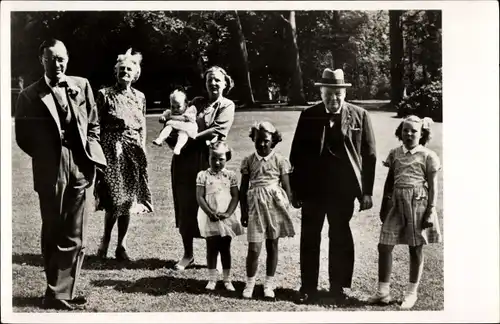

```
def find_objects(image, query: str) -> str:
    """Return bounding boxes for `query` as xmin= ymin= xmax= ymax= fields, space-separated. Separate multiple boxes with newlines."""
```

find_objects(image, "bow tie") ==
xmin=326 ymin=112 xmax=341 ymax=122
xmin=50 ymin=79 xmax=68 ymax=88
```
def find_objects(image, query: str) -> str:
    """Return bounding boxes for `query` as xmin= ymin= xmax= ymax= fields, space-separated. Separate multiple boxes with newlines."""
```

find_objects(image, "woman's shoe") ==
xmin=115 ymin=246 xmax=130 ymax=261
xmin=96 ymin=248 xmax=107 ymax=259
xmin=174 ymin=258 xmax=194 ymax=271
xmin=367 ymin=291 xmax=392 ymax=304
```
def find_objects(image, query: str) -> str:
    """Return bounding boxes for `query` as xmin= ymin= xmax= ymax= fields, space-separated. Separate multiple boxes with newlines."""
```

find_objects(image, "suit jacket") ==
xmin=15 ymin=76 xmax=107 ymax=192
xmin=289 ymin=101 xmax=377 ymax=202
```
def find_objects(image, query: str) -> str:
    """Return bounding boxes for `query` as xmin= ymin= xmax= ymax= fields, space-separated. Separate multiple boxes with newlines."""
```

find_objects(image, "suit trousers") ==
xmin=38 ymin=145 xmax=91 ymax=300
xmin=300 ymin=195 xmax=355 ymax=294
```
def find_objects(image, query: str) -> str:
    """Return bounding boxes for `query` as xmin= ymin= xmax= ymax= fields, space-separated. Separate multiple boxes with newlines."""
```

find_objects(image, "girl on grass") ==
xmin=196 ymin=141 xmax=244 ymax=291
xmin=240 ymin=121 xmax=296 ymax=299
xmin=368 ymin=115 xmax=442 ymax=310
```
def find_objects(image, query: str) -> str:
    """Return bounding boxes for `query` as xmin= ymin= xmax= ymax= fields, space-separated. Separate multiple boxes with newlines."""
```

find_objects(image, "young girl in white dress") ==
xmin=240 ymin=121 xmax=296 ymax=299
xmin=152 ymin=89 xmax=198 ymax=155
xmin=196 ymin=141 xmax=244 ymax=291
xmin=368 ymin=115 xmax=442 ymax=310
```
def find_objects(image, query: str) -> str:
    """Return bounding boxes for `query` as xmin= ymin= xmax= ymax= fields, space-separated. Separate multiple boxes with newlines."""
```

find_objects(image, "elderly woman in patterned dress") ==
xmin=95 ymin=48 xmax=153 ymax=261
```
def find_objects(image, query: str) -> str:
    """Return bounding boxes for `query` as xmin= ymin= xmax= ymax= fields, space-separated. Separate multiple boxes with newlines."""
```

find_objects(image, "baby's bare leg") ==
xmin=173 ymin=131 xmax=189 ymax=155
xmin=153 ymin=125 xmax=173 ymax=146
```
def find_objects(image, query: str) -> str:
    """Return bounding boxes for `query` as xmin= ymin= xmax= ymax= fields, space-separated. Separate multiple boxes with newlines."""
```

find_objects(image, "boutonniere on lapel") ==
xmin=66 ymin=85 xmax=81 ymax=99
xmin=59 ymin=80 xmax=80 ymax=99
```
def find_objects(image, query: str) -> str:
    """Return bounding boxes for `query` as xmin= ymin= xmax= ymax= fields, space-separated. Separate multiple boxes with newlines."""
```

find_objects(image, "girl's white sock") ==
xmin=264 ymin=275 xmax=274 ymax=289
xmin=378 ymin=281 xmax=390 ymax=295
xmin=222 ymin=269 xmax=231 ymax=282
xmin=407 ymin=282 xmax=419 ymax=295
xmin=208 ymin=269 xmax=218 ymax=282
xmin=246 ymin=276 xmax=256 ymax=288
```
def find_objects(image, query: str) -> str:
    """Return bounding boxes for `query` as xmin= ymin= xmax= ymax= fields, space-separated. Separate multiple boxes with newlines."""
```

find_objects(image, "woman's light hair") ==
xmin=204 ymin=66 xmax=234 ymax=93
xmin=115 ymin=48 xmax=143 ymax=82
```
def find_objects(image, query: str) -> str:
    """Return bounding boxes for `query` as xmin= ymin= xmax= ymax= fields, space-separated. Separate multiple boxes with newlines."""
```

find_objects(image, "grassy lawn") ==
xmin=10 ymin=110 xmax=443 ymax=312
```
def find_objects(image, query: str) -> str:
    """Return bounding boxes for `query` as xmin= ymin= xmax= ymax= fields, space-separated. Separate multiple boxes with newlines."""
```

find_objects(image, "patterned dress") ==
xmin=380 ymin=145 xmax=441 ymax=246
xmin=96 ymin=85 xmax=153 ymax=215
xmin=196 ymin=168 xmax=244 ymax=238
xmin=241 ymin=151 xmax=295 ymax=243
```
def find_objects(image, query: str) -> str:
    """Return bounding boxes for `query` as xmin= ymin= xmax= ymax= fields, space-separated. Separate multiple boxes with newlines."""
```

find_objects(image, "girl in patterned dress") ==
xmin=240 ymin=121 xmax=295 ymax=299
xmin=152 ymin=89 xmax=199 ymax=155
xmin=196 ymin=141 xmax=243 ymax=291
xmin=368 ymin=115 xmax=441 ymax=310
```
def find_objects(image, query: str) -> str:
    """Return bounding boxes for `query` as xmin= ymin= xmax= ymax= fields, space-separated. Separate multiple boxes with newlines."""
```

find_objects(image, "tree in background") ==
xmin=234 ymin=11 xmax=255 ymax=106
xmin=10 ymin=10 xmax=441 ymax=113
xmin=389 ymin=10 xmax=405 ymax=107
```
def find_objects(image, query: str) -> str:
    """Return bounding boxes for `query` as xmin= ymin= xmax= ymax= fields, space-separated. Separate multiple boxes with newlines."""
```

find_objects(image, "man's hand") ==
xmin=359 ymin=195 xmax=373 ymax=211
xmin=291 ymin=196 xmax=302 ymax=209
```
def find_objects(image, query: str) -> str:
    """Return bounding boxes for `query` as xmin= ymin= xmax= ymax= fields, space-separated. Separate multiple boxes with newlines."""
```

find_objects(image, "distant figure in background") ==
xmin=95 ymin=48 xmax=153 ymax=261
xmin=368 ymin=115 xmax=441 ymax=310
xmin=15 ymin=39 xmax=106 ymax=310
xmin=166 ymin=66 xmax=236 ymax=271
xmin=152 ymin=89 xmax=200 ymax=155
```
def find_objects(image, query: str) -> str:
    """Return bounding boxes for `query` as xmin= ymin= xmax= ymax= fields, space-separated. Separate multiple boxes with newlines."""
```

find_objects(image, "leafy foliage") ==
xmin=397 ymin=77 xmax=442 ymax=122
xmin=11 ymin=10 xmax=441 ymax=106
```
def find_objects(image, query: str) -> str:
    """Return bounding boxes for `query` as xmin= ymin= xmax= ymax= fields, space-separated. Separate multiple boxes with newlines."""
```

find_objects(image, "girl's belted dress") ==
xmin=380 ymin=145 xmax=442 ymax=246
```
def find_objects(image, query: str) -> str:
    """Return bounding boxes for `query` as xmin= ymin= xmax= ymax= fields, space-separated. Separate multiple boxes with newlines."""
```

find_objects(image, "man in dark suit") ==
xmin=290 ymin=68 xmax=377 ymax=304
xmin=15 ymin=39 xmax=106 ymax=310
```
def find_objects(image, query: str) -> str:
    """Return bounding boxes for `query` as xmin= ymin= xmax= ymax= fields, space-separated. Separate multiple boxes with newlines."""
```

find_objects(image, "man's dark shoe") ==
xmin=296 ymin=291 xmax=318 ymax=304
xmin=43 ymin=297 xmax=85 ymax=310
xmin=329 ymin=288 xmax=349 ymax=304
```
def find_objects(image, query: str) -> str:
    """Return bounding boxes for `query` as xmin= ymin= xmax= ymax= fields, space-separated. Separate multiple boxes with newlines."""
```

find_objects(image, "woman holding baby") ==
xmin=159 ymin=66 xmax=236 ymax=270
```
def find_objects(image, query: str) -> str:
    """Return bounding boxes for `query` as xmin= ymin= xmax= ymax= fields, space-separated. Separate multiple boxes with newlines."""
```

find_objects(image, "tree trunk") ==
xmin=332 ymin=11 xmax=342 ymax=69
xmin=286 ymin=11 xmax=307 ymax=105
xmin=389 ymin=10 xmax=405 ymax=106
xmin=234 ymin=11 xmax=255 ymax=106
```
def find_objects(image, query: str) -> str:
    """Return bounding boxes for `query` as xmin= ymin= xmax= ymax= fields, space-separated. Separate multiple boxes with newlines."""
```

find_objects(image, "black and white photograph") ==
xmin=1 ymin=1 xmax=498 ymax=323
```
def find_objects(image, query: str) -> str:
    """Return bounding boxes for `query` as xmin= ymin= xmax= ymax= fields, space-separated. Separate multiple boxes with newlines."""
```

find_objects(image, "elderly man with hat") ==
xmin=290 ymin=68 xmax=377 ymax=304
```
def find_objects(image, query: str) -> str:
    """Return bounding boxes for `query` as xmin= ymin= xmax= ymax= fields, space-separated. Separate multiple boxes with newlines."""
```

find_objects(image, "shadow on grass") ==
xmin=12 ymin=296 xmax=43 ymax=308
xmin=91 ymin=275 xmax=300 ymax=303
xmin=12 ymin=253 xmax=206 ymax=271
xmin=91 ymin=275 xmax=368 ymax=308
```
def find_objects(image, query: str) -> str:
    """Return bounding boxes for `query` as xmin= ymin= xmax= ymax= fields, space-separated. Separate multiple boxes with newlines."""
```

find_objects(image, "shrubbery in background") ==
xmin=397 ymin=79 xmax=442 ymax=122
